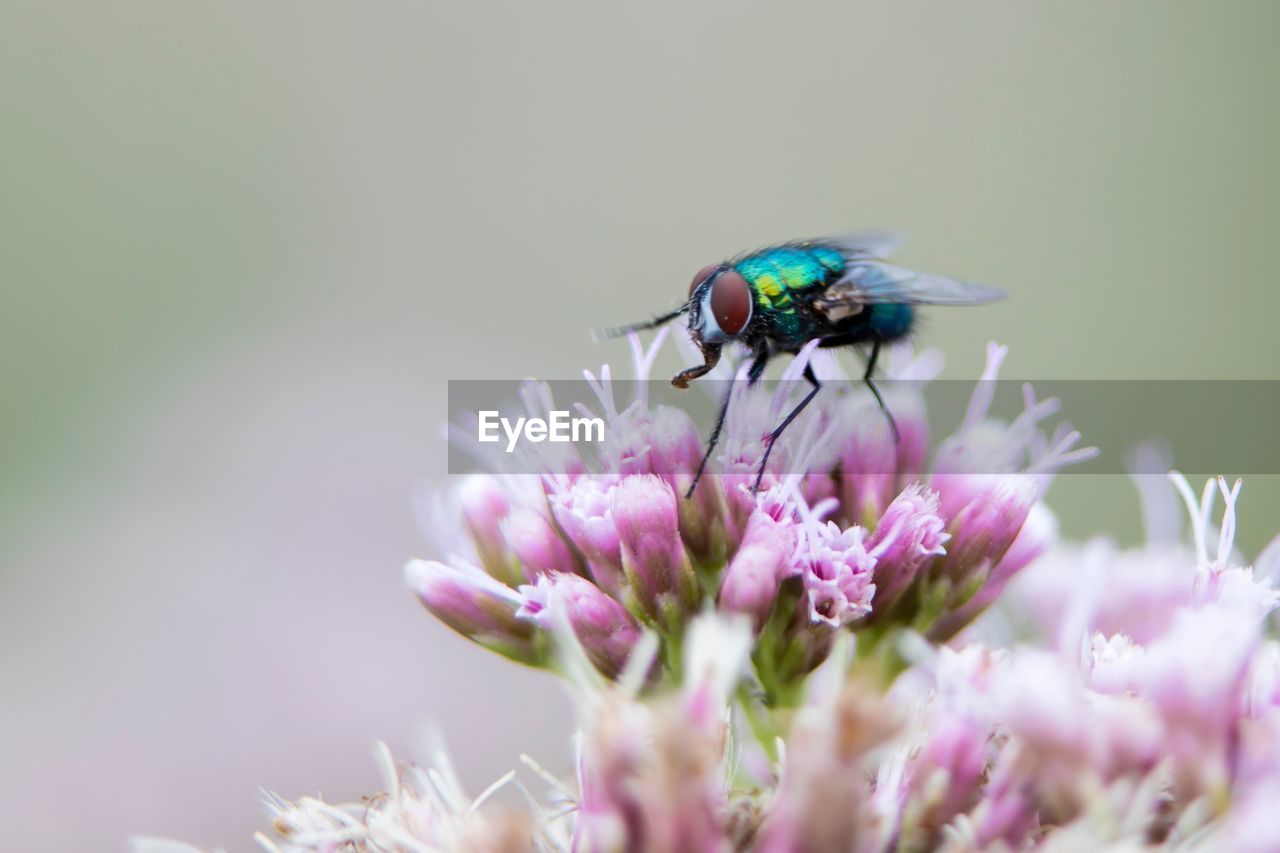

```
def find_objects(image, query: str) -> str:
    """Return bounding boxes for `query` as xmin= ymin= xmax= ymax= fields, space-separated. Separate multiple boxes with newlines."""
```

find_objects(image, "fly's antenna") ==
xmin=591 ymin=304 xmax=688 ymax=342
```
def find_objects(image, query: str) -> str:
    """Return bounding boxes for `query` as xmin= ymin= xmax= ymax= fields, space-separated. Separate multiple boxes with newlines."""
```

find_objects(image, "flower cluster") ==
xmin=218 ymin=337 xmax=1280 ymax=853
xmin=408 ymin=334 xmax=1090 ymax=697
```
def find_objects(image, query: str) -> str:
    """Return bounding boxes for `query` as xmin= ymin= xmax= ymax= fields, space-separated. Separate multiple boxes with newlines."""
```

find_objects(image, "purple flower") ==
xmin=866 ymin=483 xmax=949 ymax=611
xmin=548 ymin=477 xmax=625 ymax=595
xmin=517 ymin=572 xmax=641 ymax=678
xmin=646 ymin=404 xmax=727 ymax=566
xmin=718 ymin=507 xmax=797 ymax=629
xmin=929 ymin=498 xmax=1056 ymax=641
xmin=934 ymin=476 xmax=1037 ymax=589
xmin=404 ymin=559 xmax=542 ymax=664
xmin=754 ymin=680 xmax=898 ymax=852
xmin=572 ymin=615 xmax=749 ymax=853
xmin=837 ymin=397 xmax=900 ymax=526
xmin=457 ymin=475 xmax=520 ymax=585
xmin=1129 ymin=608 xmax=1261 ymax=797
xmin=800 ymin=521 xmax=876 ymax=628
xmin=499 ymin=505 xmax=582 ymax=581
xmin=611 ymin=474 xmax=700 ymax=627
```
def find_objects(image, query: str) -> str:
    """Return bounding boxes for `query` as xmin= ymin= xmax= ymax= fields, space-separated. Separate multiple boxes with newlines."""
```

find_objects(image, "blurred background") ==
xmin=2 ymin=1 xmax=1278 ymax=848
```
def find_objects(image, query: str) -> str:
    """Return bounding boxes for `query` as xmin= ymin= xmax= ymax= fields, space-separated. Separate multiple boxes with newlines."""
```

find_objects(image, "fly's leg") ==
xmin=687 ymin=387 xmax=733 ymax=499
xmin=672 ymin=344 xmax=722 ymax=389
xmin=753 ymin=361 xmax=821 ymax=494
xmin=817 ymin=333 xmax=900 ymax=444
xmin=686 ymin=344 xmax=769 ymax=499
xmin=861 ymin=339 xmax=899 ymax=443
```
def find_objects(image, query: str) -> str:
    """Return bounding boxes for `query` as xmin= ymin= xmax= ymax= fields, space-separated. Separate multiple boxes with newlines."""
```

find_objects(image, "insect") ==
xmin=596 ymin=232 xmax=1004 ymax=496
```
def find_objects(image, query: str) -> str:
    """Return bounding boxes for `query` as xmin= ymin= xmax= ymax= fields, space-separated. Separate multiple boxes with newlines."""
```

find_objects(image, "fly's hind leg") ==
xmin=817 ymin=334 xmax=900 ymax=443
xmin=860 ymin=339 xmax=899 ymax=443
xmin=753 ymin=361 xmax=821 ymax=494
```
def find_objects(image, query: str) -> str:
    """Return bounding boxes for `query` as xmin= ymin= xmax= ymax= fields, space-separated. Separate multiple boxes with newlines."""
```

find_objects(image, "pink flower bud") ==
xmin=646 ymin=405 xmax=727 ymax=566
xmin=935 ymin=475 xmax=1037 ymax=586
xmin=405 ymin=559 xmax=541 ymax=664
xmin=457 ymin=475 xmax=520 ymax=586
xmin=611 ymin=474 xmax=699 ymax=626
xmin=800 ymin=472 xmax=838 ymax=511
xmin=1087 ymin=633 xmax=1143 ymax=694
xmin=1089 ymin=693 xmax=1164 ymax=779
xmin=838 ymin=401 xmax=899 ymax=526
xmin=604 ymin=410 xmax=656 ymax=478
xmin=931 ymin=469 xmax=999 ymax=522
xmin=549 ymin=478 xmax=625 ymax=595
xmin=645 ymin=404 xmax=702 ymax=481
xmin=866 ymin=484 xmax=949 ymax=610
xmin=930 ymin=501 xmax=1056 ymax=641
xmin=918 ymin=476 xmax=1037 ymax=641
xmin=500 ymin=506 xmax=581 ymax=581
xmin=518 ymin=573 xmax=641 ymax=678
xmin=718 ymin=511 xmax=795 ymax=629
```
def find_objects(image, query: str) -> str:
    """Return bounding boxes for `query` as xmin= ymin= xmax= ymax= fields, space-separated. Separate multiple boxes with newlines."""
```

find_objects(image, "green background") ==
xmin=2 ymin=2 xmax=1276 ymax=847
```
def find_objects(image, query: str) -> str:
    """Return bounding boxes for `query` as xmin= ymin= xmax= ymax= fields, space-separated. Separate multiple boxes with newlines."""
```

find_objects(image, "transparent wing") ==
xmin=819 ymin=230 xmax=906 ymax=259
xmin=819 ymin=261 xmax=1005 ymax=306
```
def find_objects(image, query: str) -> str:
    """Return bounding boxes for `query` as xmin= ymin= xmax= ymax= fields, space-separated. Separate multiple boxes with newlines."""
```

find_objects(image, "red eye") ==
xmin=689 ymin=264 xmax=720 ymax=297
xmin=710 ymin=270 xmax=751 ymax=335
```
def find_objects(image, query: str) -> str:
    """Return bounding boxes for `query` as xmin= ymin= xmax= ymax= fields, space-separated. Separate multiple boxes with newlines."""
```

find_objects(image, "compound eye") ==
xmin=709 ymin=270 xmax=752 ymax=336
xmin=689 ymin=264 xmax=720 ymax=298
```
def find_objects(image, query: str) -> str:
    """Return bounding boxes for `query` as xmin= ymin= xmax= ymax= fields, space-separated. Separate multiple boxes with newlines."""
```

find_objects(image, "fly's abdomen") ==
xmin=868 ymin=303 xmax=914 ymax=341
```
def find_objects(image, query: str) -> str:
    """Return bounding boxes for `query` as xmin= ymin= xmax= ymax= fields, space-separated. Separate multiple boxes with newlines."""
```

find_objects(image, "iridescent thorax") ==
xmin=731 ymin=242 xmax=849 ymax=345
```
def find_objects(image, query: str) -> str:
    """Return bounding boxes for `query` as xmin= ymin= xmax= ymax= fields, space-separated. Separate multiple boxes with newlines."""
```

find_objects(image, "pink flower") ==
xmin=933 ymin=476 xmax=1037 ymax=592
xmin=572 ymin=615 xmax=749 ymax=853
xmin=837 ymin=396 xmax=901 ymax=526
xmin=499 ymin=505 xmax=582 ymax=580
xmin=929 ymin=498 xmax=1056 ymax=641
xmin=755 ymin=681 xmax=897 ymax=853
xmin=404 ymin=559 xmax=542 ymax=664
xmin=611 ymin=474 xmax=700 ymax=627
xmin=865 ymin=483 xmax=949 ymax=611
xmin=717 ymin=505 xmax=798 ymax=628
xmin=646 ymin=404 xmax=728 ymax=567
xmin=1130 ymin=608 xmax=1261 ymax=796
xmin=457 ymin=475 xmax=519 ymax=585
xmin=517 ymin=572 xmax=641 ymax=678
xmin=548 ymin=477 xmax=625 ymax=595
xmin=800 ymin=521 xmax=876 ymax=628
xmin=899 ymin=713 xmax=990 ymax=847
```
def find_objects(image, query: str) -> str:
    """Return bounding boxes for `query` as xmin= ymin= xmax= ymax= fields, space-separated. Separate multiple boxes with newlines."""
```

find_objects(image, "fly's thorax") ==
xmin=735 ymin=244 xmax=844 ymax=311
xmin=730 ymin=244 xmax=846 ymax=346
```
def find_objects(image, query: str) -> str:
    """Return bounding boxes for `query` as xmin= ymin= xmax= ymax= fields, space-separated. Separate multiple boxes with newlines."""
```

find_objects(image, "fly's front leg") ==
xmin=672 ymin=344 xmax=722 ymax=389
xmin=685 ymin=343 xmax=768 ymax=498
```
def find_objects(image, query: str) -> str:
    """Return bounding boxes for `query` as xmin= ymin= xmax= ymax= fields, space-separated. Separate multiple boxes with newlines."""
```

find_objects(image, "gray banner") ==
xmin=446 ymin=379 xmax=1280 ymax=476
